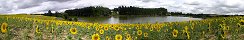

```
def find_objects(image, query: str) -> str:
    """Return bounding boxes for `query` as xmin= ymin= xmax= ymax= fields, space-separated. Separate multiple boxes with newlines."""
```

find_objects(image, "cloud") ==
xmin=0 ymin=0 xmax=244 ymax=15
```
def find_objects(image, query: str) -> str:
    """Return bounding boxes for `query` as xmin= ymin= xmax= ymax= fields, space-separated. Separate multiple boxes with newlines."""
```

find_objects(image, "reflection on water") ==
xmin=76 ymin=16 xmax=202 ymax=24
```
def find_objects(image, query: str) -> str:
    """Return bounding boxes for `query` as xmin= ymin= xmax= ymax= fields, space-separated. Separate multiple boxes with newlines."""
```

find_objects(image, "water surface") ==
xmin=75 ymin=16 xmax=202 ymax=24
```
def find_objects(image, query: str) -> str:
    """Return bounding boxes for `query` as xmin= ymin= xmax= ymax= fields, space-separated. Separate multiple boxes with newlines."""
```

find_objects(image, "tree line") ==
xmin=64 ymin=6 xmax=111 ymax=17
xmin=113 ymin=6 xmax=168 ymax=16
xmin=44 ymin=6 xmax=169 ymax=17
xmin=44 ymin=6 xmax=236 ymax=21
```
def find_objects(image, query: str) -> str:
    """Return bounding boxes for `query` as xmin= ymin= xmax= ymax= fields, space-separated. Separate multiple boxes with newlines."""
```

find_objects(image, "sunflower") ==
xmin=239 ymin=20 xmax=244 ymax=26
xmin=222 ymin=26 xmax=228 ymax=31
xmin=1 ymin=22 xmax=7 ymax=33
xmin=123 ymin=28 xmax=127 ymax=30
xmin=226 ymin=26 xmax=230 ymax=30
xmin=99 ymin=25 xmax=103 ymax=29
xmin=99 ymin=29 xmax=104 ymax=34
xmin=172 ymin=29 xmax=178 ymax=37
xmin=55 ymin=22 xmax=60 ymax=26
xmin=144 ymin=32 xmax=148 ymax=37
xmin=144 ymin=25 xmax=149 ymax=29
xmin=136 ymin=26 xmax=141 ymax=30
xmin=137 ymin=30 xmax=142 ymax=36
xmin=110 ymin=25 xmax=114 ymax=28
xmin=150 ymin=27 xmax=153 ymax=31
xmin=124 ymin=31 xmax=129 ymax=34
xmin=184 ymin=26 xmax=188 ymax=31
xmin=92 ymin=33 xmax=100 ymax=40
xmin=96 ymin=27 xmax=100 ymax=31
xmin=35 ymin=25 xmax=41 ymax=33
xmin=45 ymin=22 xmax=49 ymax=29
xmin=51 ymin=26 xmax=54 ymax=33
xmin=70 ymin=28 xmax=77 ymax=35
xmin=104 ymin=26 xmax=109 ymax=31
xmin=126 ymin=34 xmax=131 ymax=39
xmin=157 ymin=27 xmax=161 ymax=32
xmin=126 ymin=36 xmax=132 ymax=40
xmin=87 ymin=26 xmax=91 ymax=29
xmin=221 ymin=31 xmax=227 ymax=39
xmin=115 ymin=34 xmax=123 ymax=40
xmin=68 ymin=22 xmax=73 ymax=25
xmin=191 ymin=24 xmax=195 ymax=30
xmin=114 ymin=27 xmax=119 ymax=31
xmin=186 ymin=32 xmax=190 ymax=39
xmin=106 ymin=36 xmax=110 ymax=40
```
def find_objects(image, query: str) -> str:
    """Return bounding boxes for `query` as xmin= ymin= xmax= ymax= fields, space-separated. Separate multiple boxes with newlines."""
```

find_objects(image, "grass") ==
xmin=0 ymin=15 xmax=244 ymax=40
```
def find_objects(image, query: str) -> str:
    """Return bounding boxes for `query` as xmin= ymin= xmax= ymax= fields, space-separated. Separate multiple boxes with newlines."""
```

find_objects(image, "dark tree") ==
xmin=54 ymin=11 xmax=62 ymax=17
xmin=113 ymin=6 xmax=168 ymax=16
xmin=44 ymin=10 xmax=53 ymax=16
xmin=64 ymin=6 xmax=111 ymax=17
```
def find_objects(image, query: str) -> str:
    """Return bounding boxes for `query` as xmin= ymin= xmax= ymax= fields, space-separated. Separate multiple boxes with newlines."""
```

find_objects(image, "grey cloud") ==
xmin=183 ymin=1 xmax=201 ymax=6
xmin=0 ymin=0 xmax=244 ymax=15
xmin=48 ymin=0 xmax=73 ymax=2
xmin=137 ymin=0 xmax=156 ymax=2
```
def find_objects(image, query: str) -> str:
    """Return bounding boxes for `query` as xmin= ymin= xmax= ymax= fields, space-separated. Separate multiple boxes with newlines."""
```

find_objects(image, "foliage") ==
xmin=113 ymin=6 xmax=168 ymax=16
xmin=65 ymin=6 xmax=111 ymax=17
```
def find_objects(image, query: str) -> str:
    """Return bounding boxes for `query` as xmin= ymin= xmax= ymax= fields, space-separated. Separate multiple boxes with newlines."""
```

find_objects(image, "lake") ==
xmin=72 ymin=16 xmax=202 ymax=24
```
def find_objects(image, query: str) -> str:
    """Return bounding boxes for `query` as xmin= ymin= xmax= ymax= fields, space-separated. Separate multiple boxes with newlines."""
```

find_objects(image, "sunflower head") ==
xmin=106 ymin=36 xmax=110 ymax=40
xmin=45 ymin=22 xmax=49 ymax=29
xmin=172 ymin=29 xmax=178 ymax=37
xmin=51 ymin=26 xmax=55 ymax=33
xmin=99 ymin=25 xmax=103 ymax=28
xmin=144 ymin=26 xmax=149 ymax=29
xmin=126 ymin=34 xmax=131 ymax=39
xmin=1 ymin=22 xmax=7 ymax=33
xmin=92 ymin=33 xmax=100 ymax=40
xmin=137 ymin=30 xmax=142 ymax=36
xmin=115 ymin=34 xmax=123 ymax=40
xmin=239 ymin=20 xmax=244 ymax=26
xmin=157 ymin=28 xmax=161 ymax=32
xmin=144 ymin=32 xmax=148 ymax=37
xmin=136 ymin=26 xmax=141 ymax=30
xmin=190 ymin=26 xmax=194 ymax=30
xmin=221 ymin=31 xmax=227 ymax=39
xmin=150 ymin=27 xmax=153 ymax=31
xmin=114 ymin=27 xmax=119 ymax=31
xmin=96 ymin=27 xmax=100 ymax=31
xmin=186 ymin=32 xmax=190 ymax=39
xmin=184 ymin=26 xmax=188 ymax=31
xmin=70 ymin=28 xmax=77 ymax=35
xmin=87 ymin=26 xmax=91 ymax=29
xmin=126 ymin=37 xmax=132 ymax=40
xmin=104 ymin=26 xmax=109 ymax=31
xmin=99 ymin=29 xmax=104 ymax=34
xmin=55 ymin=22 xmax=59 ymax=26
xmin=123 ymin=28 xmax=127 ymax=30
xmin=35 ymin=25 xmax=41 ymax=33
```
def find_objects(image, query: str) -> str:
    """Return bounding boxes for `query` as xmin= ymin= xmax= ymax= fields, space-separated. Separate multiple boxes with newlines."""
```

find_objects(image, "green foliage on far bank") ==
xmin=113 ymin=6 xmax=168 ymax=16
xmin=44 ymin=6 xmax=169 ymax=17
xmin=64 ymin=6 xmax=111 ymax=17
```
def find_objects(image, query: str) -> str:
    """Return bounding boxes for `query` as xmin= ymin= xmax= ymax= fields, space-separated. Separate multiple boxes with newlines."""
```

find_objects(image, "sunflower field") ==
xmin=1 ymin=15 xmax=244 ymax=40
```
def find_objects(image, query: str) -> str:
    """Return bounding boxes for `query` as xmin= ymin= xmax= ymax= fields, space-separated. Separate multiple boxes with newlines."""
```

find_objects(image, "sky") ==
xmin=0 ymin=0 xmax=244 ymax=15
